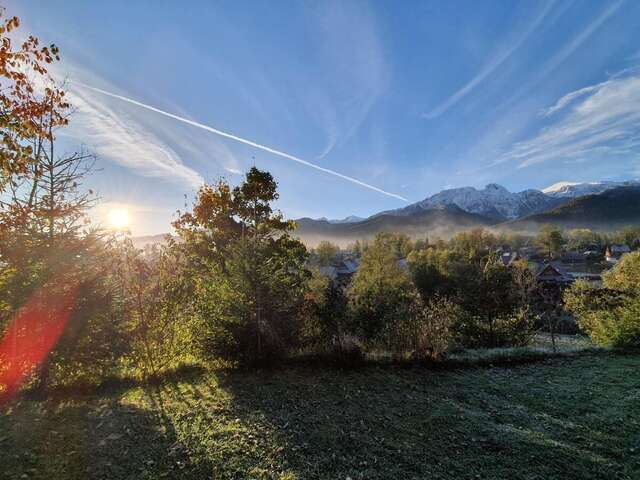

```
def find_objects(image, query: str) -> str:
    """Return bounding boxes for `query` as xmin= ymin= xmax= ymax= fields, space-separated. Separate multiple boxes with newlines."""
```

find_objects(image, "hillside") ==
xmin=294 ymin=205 xmax=493 ymax=246
xmin=378 ymin=183 xmax=562 ymax=221
xmin=2 ymin=353 xmax=638 ymax=479
xmin=505 ymin=186 xmax=640 ymax=231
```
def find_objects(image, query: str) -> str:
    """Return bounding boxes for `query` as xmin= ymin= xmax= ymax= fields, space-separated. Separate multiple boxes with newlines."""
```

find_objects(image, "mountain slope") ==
xmin=506 ymin=186 xmax=640 ymax=231
xmin=378 ymin=183 xmax=561 ymax=221
xmin=295 ymin=205 xmax=493 ymax=246
xmin=542 ymin=180 xmax=640 ymax=198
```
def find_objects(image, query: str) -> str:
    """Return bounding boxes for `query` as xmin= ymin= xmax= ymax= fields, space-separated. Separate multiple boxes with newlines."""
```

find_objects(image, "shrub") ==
xmin=565 ymin=252 xmax=640 ymax=349
xmin=303 ymin=270 xmax=351 ymax=353
xmin=194 ymin=236 xmax=309 ymax=366
xmin=348 ymin=234 xmax=417 ymax=349
xmin=397 ymin=296 xmax=461 ymax=362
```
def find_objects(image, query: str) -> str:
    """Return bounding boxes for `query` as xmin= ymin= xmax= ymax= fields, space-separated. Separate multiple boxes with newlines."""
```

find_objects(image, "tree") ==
xmin=315 ymin=240 xmax=339 ymax=266
xmin=616 ymin=226 xmax=640 ymax=251
xmin=108 ymin=239 xmax=194 ymax=378
xmin=566 ymin=229 xmax=602 ymax=252
xmin=407 ymin=247 xmax=455 ymax=300
xmin=537 ymin=224 xmax=564 ymax=259
xmin=174 ymin=168 xmax=309 ymax=365
xmin=302 ymin=269 xmax=364 ymax=365
xmin=348 ymin=233 xmax=417 ymax=348
xmin=450 ymin=255 xmax=536 ymax=349
xmin=0 ymin=9 xmax=69 ymax=190
xmin=565 ymin=252 xmax=640 ymax=348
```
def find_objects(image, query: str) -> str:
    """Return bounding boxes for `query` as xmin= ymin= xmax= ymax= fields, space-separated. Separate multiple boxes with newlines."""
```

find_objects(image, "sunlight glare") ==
xmin=108 ymin=208 xmax=131 ymax=230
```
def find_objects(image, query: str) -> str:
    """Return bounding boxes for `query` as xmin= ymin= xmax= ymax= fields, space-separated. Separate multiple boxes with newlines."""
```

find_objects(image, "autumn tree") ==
xmin=0 ymin=9 xmax=68 ymax=190
xmin=174 ymin=167 xmax=309 ymax=365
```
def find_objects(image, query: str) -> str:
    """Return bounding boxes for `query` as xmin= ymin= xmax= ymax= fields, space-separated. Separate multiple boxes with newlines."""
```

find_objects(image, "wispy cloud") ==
xmin=73 ymin=82 xmax=409 ymax=202
xmin=63 ymin=82 xmax=204 ymax=189
xmin=530 ymin=0 xmax=624 ymax=86
xmin=500 ymin=0 xmax=625 ymax=111
xmin=497 ymin=72 xmax=640 ymax=168
xmin=308 ymin=1 xmax=387 ymax=159
xmin=423 ymin=1 xmax=555 ymax=119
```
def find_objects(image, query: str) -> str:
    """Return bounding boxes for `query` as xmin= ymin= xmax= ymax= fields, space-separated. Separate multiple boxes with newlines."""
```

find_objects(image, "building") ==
xmin=605 ymin=244 xmax=631 ymax=264
xmin=318 ymin=257 xmax=360 ymax=285
xmin=500 ymin=251 xmax=520 ymax=267
xmin=535 ymin=263 xmax=573 ymax=285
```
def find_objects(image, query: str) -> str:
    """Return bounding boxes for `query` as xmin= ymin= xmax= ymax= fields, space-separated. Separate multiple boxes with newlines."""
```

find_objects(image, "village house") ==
xmin=605 ymin=244 xmax=631 ymax=264
xmin=535 ymin=262 xmax=574 ymax=285
xmin=318 ymin=256 xmax=360 ymax=285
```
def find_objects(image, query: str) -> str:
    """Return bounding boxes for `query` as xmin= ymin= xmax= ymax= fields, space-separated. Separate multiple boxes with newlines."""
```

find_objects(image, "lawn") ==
xmin=1 ymin=353 xmax=639 ymax=480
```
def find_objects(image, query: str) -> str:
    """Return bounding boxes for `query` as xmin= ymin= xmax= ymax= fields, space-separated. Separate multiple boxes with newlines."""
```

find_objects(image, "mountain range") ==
xmin=295 ymin=180 xmax=640 ymax=246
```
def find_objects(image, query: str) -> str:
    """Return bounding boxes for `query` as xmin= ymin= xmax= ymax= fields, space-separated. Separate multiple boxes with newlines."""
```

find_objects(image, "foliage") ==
xmin=537 ymin=224 xmax=564 ymax=259
xmin=194 ymin=236 xmax=309 ymax=365
xmin=348 ymin=233 xmax=417 ymax=348
xmin=407 ymin=247 xmax=455 ymax=299
xmin=565 ymin=252 xmax=640 ymax=348
xmin=451 ymin=256 xmax=536 ymax=348
xmin=449 ymin=228 xmax=499 ymax=259
xmin=108 ymin=239 xmax=195 ymax=378
xmin=175 ymin=168 xmax=310 ymax=366
xmin=314 ymin=240 xmax=339 ymax=266
xmin=387 ymin=295 xmax=461 ymax=362
xmin=304 ymin=271 xmax=349 ymax=348
xmin=614 ymin=225 xmax=640 ymax=250
xmin=0 ymin=9 xmax=69 ymax=189
xmin=566 ymin=228 xmax=602 ymax=251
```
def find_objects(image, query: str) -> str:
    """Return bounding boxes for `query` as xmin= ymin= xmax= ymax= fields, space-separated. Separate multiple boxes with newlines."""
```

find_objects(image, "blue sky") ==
xmin=9 ymin=0 xmax=640 ymax=234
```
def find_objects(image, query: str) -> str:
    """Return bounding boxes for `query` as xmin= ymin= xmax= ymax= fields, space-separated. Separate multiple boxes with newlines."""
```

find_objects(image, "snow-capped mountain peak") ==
xmin=404 ymin=183 xmax=556 ymax=221
xmin=542 ymin=180 xmax=640 ymax=198
xmin=542 ymin=181 xmax=581 ymax=194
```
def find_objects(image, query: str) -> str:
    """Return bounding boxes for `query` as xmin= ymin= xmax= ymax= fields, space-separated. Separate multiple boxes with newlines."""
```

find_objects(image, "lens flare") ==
xmin=0 ymin=282 xmax=79 ymax=401
xmin=108 ymin=208 xmax=130 ymax=230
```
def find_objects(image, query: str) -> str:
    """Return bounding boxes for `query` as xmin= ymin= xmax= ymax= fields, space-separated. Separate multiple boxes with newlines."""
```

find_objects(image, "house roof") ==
xmin=500 ymin=251 xmax=519 ymax=266
xmin=609 ymin=244 xmax=631 ymax=254
xmin=535 ymin=262 xmax=573 ymax=283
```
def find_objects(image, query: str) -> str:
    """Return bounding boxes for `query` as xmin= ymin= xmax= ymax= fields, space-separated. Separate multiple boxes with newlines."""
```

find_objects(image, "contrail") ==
xmin=71 ymin=81 xmax=409 ymax=202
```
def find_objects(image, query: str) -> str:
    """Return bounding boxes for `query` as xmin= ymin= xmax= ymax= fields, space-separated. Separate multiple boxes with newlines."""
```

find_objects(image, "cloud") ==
xmin=73 ymin=82 xmax=409 ymax=202
xmin=499 ymin=0 xmax=625 ymax=112
xmin=532 ymin=0 xmax=624 ymax=85
xmin=308 ymin=1 xmax=388 ymax=159
xmin=542 ymin=84 xmax=600 ymax=117
xmin=63 ymin=82 xmax=204 ymax=189
xmin=423 ymin=1 xmax=555 ymax=119
xmin=498 ymin=73 xmax=640 ymax=168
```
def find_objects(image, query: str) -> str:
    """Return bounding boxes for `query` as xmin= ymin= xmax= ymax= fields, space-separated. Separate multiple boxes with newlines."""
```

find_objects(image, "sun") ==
xmin=108 ymin=208 xmax=131 ymax=230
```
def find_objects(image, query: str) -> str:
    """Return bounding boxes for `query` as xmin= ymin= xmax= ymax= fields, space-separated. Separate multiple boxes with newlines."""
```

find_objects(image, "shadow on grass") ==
xmin=18 ymin=363 xmax=208 ymax=402
xmin=4 ymin=351 xmax=639 ymax=479
xmin=206 ymin=353 xmax=640 ymax=479
xmin=0 ymin=392 xmax=213 ymax=480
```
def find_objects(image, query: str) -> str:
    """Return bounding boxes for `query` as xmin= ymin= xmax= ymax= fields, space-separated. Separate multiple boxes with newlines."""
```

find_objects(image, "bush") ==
xmin=303 ymin=270 xmax=351 ymax=353
xmin=348 ymin=234 xmax=417 ymax=349
xmin=194 ymin=236 xmax=309 ymax=366
xmin=565 ymin=252 xmax=640 ymax=349
xmin=452 ymin=307 xmax=535 ymax=350
xmin=395 ymin=296 xmax=460 ymax=363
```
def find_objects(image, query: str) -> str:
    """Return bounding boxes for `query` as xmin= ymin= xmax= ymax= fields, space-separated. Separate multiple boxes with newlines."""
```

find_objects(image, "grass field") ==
xmin=1 ymin=352 xmax=639 ymax=480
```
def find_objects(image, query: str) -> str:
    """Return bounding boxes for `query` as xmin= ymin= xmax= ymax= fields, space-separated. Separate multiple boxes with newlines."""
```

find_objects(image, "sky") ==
xmin=8 ymin=0 xmax=640 ymax=234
